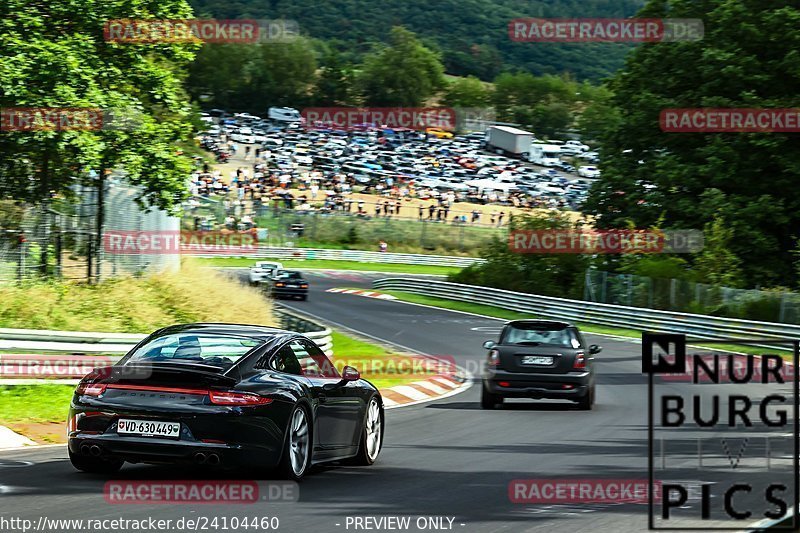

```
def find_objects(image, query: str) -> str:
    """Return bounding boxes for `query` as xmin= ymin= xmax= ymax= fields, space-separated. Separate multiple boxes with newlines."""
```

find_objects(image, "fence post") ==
xmin=54 ymin=232 xmax=62 ymax=279
xmin=670 ymin=278 xmax=677 ymax=310
xmin=583 ymin=270 xmax=593 ymax=301
xmin=86 ymin=238 xmax=93 ymax=284
xmin=600 ymin=270 xmax=608 ymax=303
xmin=779 ymin=293 xmax=787 ymax=323
xmin=627 ymin=274 xmax=633 ymax=306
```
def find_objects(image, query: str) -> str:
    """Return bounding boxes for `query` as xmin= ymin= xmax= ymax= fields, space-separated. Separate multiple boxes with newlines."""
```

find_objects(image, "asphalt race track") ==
xmin=0 ymin=270 xmax=794 ymax=532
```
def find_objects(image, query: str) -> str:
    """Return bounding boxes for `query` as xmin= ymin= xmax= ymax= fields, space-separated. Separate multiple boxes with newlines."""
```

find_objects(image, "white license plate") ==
xmin=521 ymin=356 xmax=554 ymax=366
xmin=286 ymin=284 xmax=298 ymax=288
xmin=118 ymin=419 xmax=180 ymax=438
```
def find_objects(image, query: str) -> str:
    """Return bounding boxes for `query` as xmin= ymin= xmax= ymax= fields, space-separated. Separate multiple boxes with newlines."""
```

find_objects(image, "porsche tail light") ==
xmin=300 ymin=283 xmax=308 ymax=288
xmin=573 ymin=352 xmax=586 ymax=370
xmin=76 ymin=383 xmax=107 ymax=397
xmin=488 ymin=349 xmax=500 ymax=366
xmin=209 ymin=391 xmax=273 ymax=406
xmin=275 ymin=282 xmax=286 ymax=287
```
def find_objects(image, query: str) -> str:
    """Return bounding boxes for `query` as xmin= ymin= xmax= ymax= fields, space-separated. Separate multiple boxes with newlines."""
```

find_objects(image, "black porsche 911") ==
xmin=68 ymin=323 xmax=383 ymax=480
xmin=480 ymin=320 xmax=601 ymax=410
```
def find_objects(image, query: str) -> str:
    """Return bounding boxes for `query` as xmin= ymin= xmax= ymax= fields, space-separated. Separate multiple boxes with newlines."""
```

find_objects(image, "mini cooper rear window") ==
xmin=502 ymin=323 xmax=579 ymax=348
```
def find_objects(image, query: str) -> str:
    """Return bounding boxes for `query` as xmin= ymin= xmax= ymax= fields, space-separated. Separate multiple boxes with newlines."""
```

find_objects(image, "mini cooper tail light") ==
xmin=209 ymin=391 xmax=273 ymax=406
xmin=573 ymin=352 xmax=586 ymax=370
xmin=488 ymin=349 xmax=500 ymax=366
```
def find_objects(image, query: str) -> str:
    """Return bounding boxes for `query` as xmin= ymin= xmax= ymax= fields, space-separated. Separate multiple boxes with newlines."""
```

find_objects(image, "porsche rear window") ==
xmin=125 ymin=334 xmax=263 ymax=366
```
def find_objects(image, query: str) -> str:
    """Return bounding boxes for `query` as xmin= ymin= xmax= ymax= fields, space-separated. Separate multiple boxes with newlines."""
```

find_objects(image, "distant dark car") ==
xmin=269 ymin=270 xmax=309 ymax=300
xmin=68 ymin=324 xmax=383 ymax=480
xmin=480 ymin=320 xmax=600 ymax=410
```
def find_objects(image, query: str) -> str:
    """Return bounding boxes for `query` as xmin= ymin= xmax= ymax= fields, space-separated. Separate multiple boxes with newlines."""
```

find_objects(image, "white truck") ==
xmin=268 ymin=107 xmax=302 ymax=123
xmin=483 ymin=126 xmax=533 ymax=158
xmin=527 ymin=143 xmax=563 ymax=167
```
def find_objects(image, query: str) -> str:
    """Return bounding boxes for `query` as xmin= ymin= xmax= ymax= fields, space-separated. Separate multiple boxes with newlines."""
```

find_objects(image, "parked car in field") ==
xmin=578 ymin=166 xmax=601 ymax=178
xmin=425 ymin=127 xmax=454 ymax=139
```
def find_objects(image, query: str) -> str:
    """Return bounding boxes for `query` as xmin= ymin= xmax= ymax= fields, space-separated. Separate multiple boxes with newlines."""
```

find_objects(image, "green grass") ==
xmin=0 ymin=260 xmax=277 ymax=332
xmin=196 ymin=256 xmax=461 ymax=276
xmin=331 ymin=331 xmax=442 ymax=389
xmin=0 ymin=385 xmax=74 ymax=425
xmin=188 ymin=202 xmax=505 ymax=256
xmin=382 ymin=290 xmax=786 ymax=357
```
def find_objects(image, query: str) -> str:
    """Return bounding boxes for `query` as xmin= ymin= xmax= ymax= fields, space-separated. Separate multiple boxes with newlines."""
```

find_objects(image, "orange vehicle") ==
xmin=425 ymin=127 xmax=454 ymax=139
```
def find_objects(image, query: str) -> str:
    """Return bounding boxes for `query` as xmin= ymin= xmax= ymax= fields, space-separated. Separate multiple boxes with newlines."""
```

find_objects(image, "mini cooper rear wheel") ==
xmin=576 ymin=385 xmax=595 ymax=411
xmin=481 ymin=384 xmax=503 ymax=409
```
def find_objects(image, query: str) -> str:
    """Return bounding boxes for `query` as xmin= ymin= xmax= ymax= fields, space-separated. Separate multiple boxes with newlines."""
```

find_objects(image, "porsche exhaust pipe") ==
xmin=80 ymin=444 xmax=91 ymax=456
xmin=89 ymin=445 xmax=102 ymax=457
xmin=206 ymin=454 xmax=220 ymax=466
xmin=193 ymin=452 xmax=207 ymax=464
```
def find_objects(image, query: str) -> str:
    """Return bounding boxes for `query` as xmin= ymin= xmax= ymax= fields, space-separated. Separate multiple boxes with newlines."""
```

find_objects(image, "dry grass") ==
xmin=0 ymin=259 xmax=277 ymax=333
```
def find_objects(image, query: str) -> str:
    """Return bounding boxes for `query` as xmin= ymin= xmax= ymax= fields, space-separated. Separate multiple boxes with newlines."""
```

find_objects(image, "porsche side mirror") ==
xmin=483 ymin=340 xmax=496 ymax=350
xmin=342 ymin=365 xmax=361 ymax=381
xmin=589 ymin=344 xmax=602 ymax=355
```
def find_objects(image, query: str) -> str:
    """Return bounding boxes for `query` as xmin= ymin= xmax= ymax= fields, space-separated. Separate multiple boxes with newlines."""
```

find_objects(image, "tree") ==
xmin=357 ymin=27 xmax=446 ymax=106
xmin=240 ymin=38 xmax=318 ymax=111
xmin=312 ymin=50 xmax=356 ymax=106
xmin=530 ymin=102 xmax=573 ymax=138
xmin=576 ymin=85 xmax=620 ymax=142
xmin=0 ymin=0 xmax=198 ymax=213
xmin=441 ymin=76 xmax=492 ymax=108
xmin=694 ymin=216 xmax=744 ymax=287
xmin=450 ymin=212 xmax=589 ymax=298
xmin=187 ymin=44 xmax=254 ymax=110
xmin=584 ymin=0 xmax=800 ymax=286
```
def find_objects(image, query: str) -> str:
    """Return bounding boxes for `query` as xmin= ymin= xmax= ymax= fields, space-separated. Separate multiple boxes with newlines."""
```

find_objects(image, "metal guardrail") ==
xmin=190 ymin=247 xmax=484 ymax=268
xmin=0 ymin=311 xmax=333 ymax=360
xmin=274 ymin=309 xmax=333 ymax=354
xmin=372 ymin=278 xmax=800 ymax=348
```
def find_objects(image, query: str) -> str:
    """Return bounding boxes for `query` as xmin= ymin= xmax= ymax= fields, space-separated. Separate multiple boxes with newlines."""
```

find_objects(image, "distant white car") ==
xmin=268 ymin=107 xmax=302 ymax=123
xmin=564 ymin=140 xmax=590 ymax=152
xmin=249 ymin=261 xmax=284 ymax=285
xmin=578 ymin=166 xmax=601 ymax=178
